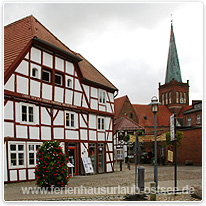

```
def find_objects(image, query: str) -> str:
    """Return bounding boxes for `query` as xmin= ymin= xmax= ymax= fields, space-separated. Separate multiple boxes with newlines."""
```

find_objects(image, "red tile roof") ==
xmin=114 ymin=95 xmax=128 ymax=119
xmin=4 ymin=15 xmax=117 ymax=91
xmin=178 ymin=105 xmax=193 ymax=118
xmin=133 ymin=104 xmax=173 ymax=127
xmin=114 ymin=116 xmax=144 ymax=133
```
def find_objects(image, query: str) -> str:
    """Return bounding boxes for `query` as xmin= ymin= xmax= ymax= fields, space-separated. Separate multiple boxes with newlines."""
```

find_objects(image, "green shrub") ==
xmin=35 ymin=140 xmax=69 ymax=188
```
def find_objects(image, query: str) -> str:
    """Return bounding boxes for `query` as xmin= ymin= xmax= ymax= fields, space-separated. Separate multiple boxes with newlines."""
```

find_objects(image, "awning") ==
xmin=129 ymin=133 xmax=166 ymax=142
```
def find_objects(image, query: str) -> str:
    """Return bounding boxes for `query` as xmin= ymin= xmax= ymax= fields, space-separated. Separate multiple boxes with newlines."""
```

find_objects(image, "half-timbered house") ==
xmin=4 ymin=15 xmax=118 ymax=183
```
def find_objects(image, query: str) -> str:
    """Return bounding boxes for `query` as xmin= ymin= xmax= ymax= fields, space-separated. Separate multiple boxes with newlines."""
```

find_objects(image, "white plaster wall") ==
xmin=54 ymin=128 xmax=64 ymax=139
xmin=90 ymin=87 xmax=97 ymax=98
xmin=107 ymin=132 xmax=113 ymax=142
xmin=82 ymin=84 xmax=89 ymax=100
xmin=55 ymin=57 xmax=64 ymax=72
xmin=110 ymin=153 xmax=114 ymax=161
xmin=82 ymin=96 xmax=88 ymax=108
xmin=29 ymin=127 xmax=39 ymax=139
xmin=4 ymin=122 xmax=14 ymax=137
xmin=17 ymin=76 xmax=28 ymax=94
xmin=25 ymin=52 xmax=29 ymax=59
xmin=106 ymin=103 xmax=112 ymax=113
xmin=105 ymin=117 xmax=111 ymax=130
xmin=98 ymin=133 xmax=105 ymax=141
xmin=41 ymin=126 xmax=51 ymax=140
xmin=111 ymin=104 xmax=114 ymax=113
xmin=30 ymin=80 xmax=40 ymax=97
xmin=81 ymin=143 xmax=88 ymax=158
xmin=41 ymin=107 xmax=51 ymax=125
xmin=107 ymin=143 xmax=113 ymax=152
xmin=108 ymin=92 xmax=114 ymax=103
xmin=30 ymin=63 xmax=41 ymax=79
xmin=65 ymin=90 xmax=73 ymax=105
xmin=80 ymin=114 xmax=87 ymax=128
xmin=106 ymin=153 xmax=110 ymax=162
xmin=28 ymin=169 xmax=35 ymax=180
xmin=99 ymin=105 xmax=106 ymax=112
xmin=15 ymin=102 xmax=20 ymax=123
xmin=4 ymin=144 xmax=8 ymax=181
xmin=65 ymin=75 xmax=73 ymax=89
xmin=54 ymin=86 xmax=64 ymax=102
xmin=31 ymin=47 xmax=41 ymax=64
xmin=89 ymin=114 xmax=96 ymax=129
xmin=34 ymin=106 xmax=39 ymax=125
xmin=19 ymin=170 xmax=26 ymax=180
xmin=43 ymin=52 xmax=53 ymax=68
xmin=75 ymin=79 xmax=82 ymax=91
xmin=106 ymin=163 xmax=112 ymax=172
xmin=66 ymin=61 xmax=74 ymax=75
xmin=10 ymin=170 xmax=17 ymax=181
xmin=80 ymin=129 xmax=87 ymax=140
xmin=74 ymin=92 xmax=82 ymax=107
xmin=89 ymin=130 xmax=96 ymax=141
xmin=16 ymin=60 xmax=29 ymax=76
xmin=66 ymin=130 xmax=78 ymax=140
xmin=4 ymin=101 xmax=13 ymax=120
xmin=42 ymin=83 xmax=52 ymax=100
xmin=53 ymin=110 xmax=64 ymax=125
xmin=16 ymin=125 xmax=27 ymax=138
xmin=4 ymin=74 xmax=15 ymax=92
xmin=90 ymin=99 xmax=98 ymax=110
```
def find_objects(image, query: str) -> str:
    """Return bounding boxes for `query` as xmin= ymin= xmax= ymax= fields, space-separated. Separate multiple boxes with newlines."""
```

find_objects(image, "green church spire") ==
xmin=165 ymin=21 xmax=182 ymax=84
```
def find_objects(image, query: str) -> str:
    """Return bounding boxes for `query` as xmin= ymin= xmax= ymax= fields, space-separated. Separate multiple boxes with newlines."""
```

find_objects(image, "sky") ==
xmin=3 ymin=1 xmax=204 ymax=105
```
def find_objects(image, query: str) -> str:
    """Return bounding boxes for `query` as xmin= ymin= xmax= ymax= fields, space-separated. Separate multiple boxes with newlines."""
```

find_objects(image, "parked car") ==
xmin=140 ymin=152 xmax=153 ymax=164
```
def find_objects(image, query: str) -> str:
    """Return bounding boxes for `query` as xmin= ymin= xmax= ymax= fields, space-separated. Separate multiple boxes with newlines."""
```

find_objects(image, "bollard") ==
xmin=138 ymin=166 xmax=145 ymax=192
xmin=127 ymin=161 xmax=131 ymax=170
xmin=150 ymin=182 xmax=156 ymax=201
xmin=120 ymin=160 xmax=122 ymax=171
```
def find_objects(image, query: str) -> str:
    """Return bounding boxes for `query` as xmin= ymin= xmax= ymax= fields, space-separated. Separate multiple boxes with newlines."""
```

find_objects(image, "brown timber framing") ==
xmin=4 ymin=36 xmax=116 ymax=182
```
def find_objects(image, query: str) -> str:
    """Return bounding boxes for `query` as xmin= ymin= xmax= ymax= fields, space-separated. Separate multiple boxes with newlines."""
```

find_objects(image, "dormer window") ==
xmin=32 ymin=68 xmax=38 ymax=78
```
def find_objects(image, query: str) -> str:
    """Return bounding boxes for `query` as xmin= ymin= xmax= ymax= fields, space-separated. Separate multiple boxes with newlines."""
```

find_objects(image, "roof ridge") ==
xmin=29 ymin=15 xmax=75 ymax=55
xmin=78 ymin=53 xmax=117 ymax=90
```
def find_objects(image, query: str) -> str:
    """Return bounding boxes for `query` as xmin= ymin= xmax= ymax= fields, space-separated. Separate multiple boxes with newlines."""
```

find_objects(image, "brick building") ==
xmin=114 ymin=21 xmax=202 ymax=165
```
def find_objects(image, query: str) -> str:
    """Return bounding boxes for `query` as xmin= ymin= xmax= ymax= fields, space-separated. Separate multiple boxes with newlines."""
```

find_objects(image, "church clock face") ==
xmin=180 ymin=98 xmax=184 ymax=104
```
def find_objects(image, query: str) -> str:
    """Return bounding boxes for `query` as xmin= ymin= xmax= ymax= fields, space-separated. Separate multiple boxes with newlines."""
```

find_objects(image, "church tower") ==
xmin=159 ymin=20 xmax=189 ymax=115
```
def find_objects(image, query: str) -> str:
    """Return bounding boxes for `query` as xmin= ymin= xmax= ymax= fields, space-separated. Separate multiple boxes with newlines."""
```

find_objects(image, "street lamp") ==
xmin=149 ymin=96 xmax=160 ymax=189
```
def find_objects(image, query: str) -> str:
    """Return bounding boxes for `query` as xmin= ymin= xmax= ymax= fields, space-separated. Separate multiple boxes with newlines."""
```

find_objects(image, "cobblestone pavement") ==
xmin=4 ymin=164 xmax=202 ymax=201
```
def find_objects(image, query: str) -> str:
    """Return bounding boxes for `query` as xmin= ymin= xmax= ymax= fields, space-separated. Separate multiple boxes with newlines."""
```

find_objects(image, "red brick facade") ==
xmin=177 ymin=128 xmax=202 ymax=165
xmin=158 ymin=79 xmax=189 ymax=116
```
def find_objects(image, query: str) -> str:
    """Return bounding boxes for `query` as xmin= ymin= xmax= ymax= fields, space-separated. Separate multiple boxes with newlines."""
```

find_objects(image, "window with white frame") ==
xmin=42 ymin=69 xmax=51 ymax=83
xmin=55 ymin=73 xmax=63 ymax=86
xmin=187 ymin=117 xmax=191 ymax=126
xmin=9 ymin=142 xmax=26 ymax=168
xmin=65 ymin=112 xmax=75 ymax=128
xmin=196 ymin=115 xmax=201 ymax=125
xmin=21 ymin=103 xmax=35 ymax=123
xmin=97 ymin=117 xmax=105 ymax=130
xmin=28 ymin=143 xmax=41 ymax=167
xmin=99 ymin=90 xmax=106 ymax=104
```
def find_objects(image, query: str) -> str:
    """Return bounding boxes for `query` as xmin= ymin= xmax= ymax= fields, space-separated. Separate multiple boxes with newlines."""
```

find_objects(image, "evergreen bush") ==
xmin=35 ymin=140 xmax=69 ymax=188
